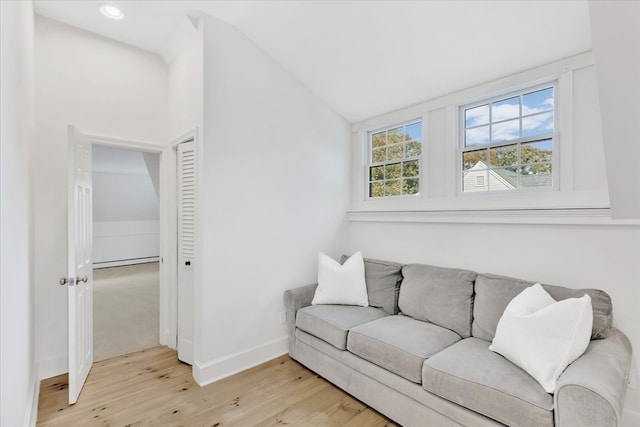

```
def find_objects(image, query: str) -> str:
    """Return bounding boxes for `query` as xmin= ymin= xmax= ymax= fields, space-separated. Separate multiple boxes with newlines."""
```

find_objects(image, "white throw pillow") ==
xmin=489 ymin=283 xmax=592 ymax=393
xmin=312 ymin=252 xmax=369 ymax=307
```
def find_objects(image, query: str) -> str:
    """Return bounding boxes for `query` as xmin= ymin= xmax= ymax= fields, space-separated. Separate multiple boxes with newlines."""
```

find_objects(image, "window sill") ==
xmin=347 ymin=208 xmax=640 ymax=226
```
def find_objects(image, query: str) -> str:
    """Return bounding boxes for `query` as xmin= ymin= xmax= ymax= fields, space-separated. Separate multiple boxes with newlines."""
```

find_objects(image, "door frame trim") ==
xmin=77 ymin=128 xmax=175 ymax=350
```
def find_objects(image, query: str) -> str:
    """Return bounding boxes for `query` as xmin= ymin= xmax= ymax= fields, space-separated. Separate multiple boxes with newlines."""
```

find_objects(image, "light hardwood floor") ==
xmin=37 ymin=346 xmax=397 ymax=426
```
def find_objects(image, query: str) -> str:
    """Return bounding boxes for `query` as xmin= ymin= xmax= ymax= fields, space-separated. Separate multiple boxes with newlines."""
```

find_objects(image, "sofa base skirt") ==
xmin=293 ymin=330 xmax=503 ymax=427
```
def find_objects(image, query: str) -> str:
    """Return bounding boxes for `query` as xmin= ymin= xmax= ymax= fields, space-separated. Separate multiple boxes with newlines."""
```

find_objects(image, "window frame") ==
xmin=365 ymin=119 xmax=424 ymax=200
xmin=457 ymin=81 xmax=559 ymax=195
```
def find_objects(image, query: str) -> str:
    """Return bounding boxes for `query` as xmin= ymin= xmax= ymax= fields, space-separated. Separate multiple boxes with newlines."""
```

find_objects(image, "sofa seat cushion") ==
xmin=422 ymin=337 xmax=554 ymax=427
xmin=347 ymin=315 xmax=461 ymax=383
xmin=296 ymin=305 xmax=388 ymax=350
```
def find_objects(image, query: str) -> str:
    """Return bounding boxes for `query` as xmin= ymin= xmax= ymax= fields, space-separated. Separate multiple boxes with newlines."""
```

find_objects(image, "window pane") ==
xmin=372 ymin=147 xmax=386 ymax=163
xmin=521 ymin=164 xmax=552 ymax=187
xmin=403 ymin=178 xmax=420 ymax=195
xmin=522 ymin=112 xmax=553 ymax=138
xmin=490 ymin=144 xmax=517 ymax=167
xmin=368 ymin=120 xmax=422 ymax=198
xmin=463 ymin=169 xmax=487 ymax=192
xmin=387 ymin=127 xmax=404 ymax=144
xmin=369 ymin=165 xmax=384 ymax=181
xmin=369 ymin=182 xmax=384 ymax=197
xmin=465 ymin=104 xmax=490 ymax=127
xmin=372 ymin=131 xmax=387 ymax=148
xmin=463 ymin=149 xmax=487 ymax=170
xmin=403 ymin=160 xmax=419 ymax=177
xmin=460 ymin=86 xmax=555 ymax=192
xmin=465 ymin=125 xmax=490 ymax=146
xmin=523 ymin=87 xmax=554 ymax=114
xmin=405 ymin=122 xmax=422 ymax=141
xmin=491 ymin=96 xmax=520 ymax=122
xmin=388 ymin=144 xmax=403 ymax=160
xmin=491 ymin=119 xmax=519 ymax=143
xmin=405 ymin=141 xmax=421 ymax=157
xmin=489 ymin=167 xmax=518 ymax=190
xmin=385 ymin=163 xmax=401 ymax=179
xmin=385 ymin=180 xmax=401 ymax=196
xmin=521 ymin=140 xmax=552 ymax=164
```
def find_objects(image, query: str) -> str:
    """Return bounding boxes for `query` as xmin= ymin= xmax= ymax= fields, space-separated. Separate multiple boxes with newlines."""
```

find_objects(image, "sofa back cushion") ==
xmin=398 ymin=264 xmax=477 ymax=338
xmin=472 ymin=273 xmax=613 ymax=342
xmin=341 ymin=256 xmax=403 ymax=315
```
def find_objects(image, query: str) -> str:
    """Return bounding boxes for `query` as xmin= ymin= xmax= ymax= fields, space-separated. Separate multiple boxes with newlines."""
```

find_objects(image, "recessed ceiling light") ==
xmin=100 ymin=4 xmax=124 ymax=20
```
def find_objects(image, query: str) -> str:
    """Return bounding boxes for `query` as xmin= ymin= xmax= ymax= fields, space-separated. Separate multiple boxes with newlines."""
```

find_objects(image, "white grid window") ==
xmin=368 ymin=121 xmax=422 ymax=198
xmin=460 ymin=84 xmax=555 ymax=192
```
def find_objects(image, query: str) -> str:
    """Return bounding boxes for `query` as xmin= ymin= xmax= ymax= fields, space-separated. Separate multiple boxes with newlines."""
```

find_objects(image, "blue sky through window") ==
xmin=464 ymin=86 xmax=554 ymax=146
xmin=405 ymin=122 xmax=422 ymax=140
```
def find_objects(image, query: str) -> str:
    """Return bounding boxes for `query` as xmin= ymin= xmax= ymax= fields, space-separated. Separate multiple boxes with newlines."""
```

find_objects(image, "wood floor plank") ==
xmin=37 ymin=346 xmax=397 ymax=426
xmin=254 ymin=382 xmax=368 ymax=426
xmin=38 ymin=348 xmax=180 ymax=416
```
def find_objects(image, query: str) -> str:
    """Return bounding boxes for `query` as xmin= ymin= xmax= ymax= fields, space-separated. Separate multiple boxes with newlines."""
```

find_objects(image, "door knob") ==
xmin=60 ymin=277 xmax=75 ymax=286
xmin=78 ymin=275 xmax=88 ymax=283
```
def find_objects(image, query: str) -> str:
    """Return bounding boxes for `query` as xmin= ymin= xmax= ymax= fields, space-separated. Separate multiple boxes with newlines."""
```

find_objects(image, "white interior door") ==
xmin=177 ymin=140 xmax=195 ymax=364
xmin=66 ymin=127 xmax=93 ymax=404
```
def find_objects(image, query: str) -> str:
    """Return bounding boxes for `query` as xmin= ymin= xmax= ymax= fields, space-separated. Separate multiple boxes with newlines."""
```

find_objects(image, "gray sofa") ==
xmin=283 ymin=258 xmax=632 ymax=427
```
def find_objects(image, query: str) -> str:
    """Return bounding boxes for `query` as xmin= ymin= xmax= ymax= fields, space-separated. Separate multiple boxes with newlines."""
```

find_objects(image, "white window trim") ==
xmin=456 ymin=80 xmax=559 ymax=196
xmin=364 ymin=118 xmax=424 ymax=200
xmin=346 ymin=208 xmax=640 ymax=226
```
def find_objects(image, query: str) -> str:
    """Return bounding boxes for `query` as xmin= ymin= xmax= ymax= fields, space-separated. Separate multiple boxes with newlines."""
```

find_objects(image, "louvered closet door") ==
xmin=177 ymin=141 xmax=195 ymax=364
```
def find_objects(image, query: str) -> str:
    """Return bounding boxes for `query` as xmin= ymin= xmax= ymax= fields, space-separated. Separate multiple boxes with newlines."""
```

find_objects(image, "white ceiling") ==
xmin=33 ymin=0 xmax=593 ymax=123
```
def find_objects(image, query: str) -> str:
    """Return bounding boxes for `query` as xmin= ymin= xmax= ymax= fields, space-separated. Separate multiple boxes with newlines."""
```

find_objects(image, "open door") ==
xmin=65 ymin=126 xmax=93 ymax=404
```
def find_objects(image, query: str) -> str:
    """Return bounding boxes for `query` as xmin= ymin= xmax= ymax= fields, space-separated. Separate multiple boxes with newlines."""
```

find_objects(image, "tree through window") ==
xmin=368 ymin=121 xmax=422 ymax=198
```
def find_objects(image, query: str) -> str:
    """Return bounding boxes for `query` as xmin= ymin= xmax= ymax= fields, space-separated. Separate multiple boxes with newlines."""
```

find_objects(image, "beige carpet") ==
xmin=93 ymin=262 xmax=159 ymax=362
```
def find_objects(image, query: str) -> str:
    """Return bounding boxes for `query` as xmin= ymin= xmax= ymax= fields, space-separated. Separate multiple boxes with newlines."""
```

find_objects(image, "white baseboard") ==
xmin=623 ymin=408 xmax=640 ymax=427
xmin=37 ymin=356 xmax=67 ymax=381
xmin=25 ymin=366 xmax=40 ymax=427
xmin=193 ymin=336 xmax=288 ymax=387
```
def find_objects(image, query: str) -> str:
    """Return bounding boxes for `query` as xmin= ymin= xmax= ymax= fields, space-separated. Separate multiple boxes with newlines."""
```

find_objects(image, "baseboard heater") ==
xmin=93 ymin=256 xmax=159 ymax=269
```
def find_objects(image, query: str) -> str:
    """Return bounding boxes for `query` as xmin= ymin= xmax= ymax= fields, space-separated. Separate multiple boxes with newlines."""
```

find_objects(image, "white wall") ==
xmin=167 ymin=16 xmax=203 ymax=143
xmin=33 ymin=16 xmax=168 ymax=378
xmin=193 ymin=14 xmax=351 ymax=384
xmin=93 ymin=221 xmax=159 ymax=266
xmin=589 ymin=0 xmax=640 ymax=220
xmin=0 ymin=1 xmax=36 ymax=426
xmin=93 ymin=172 xmax=159 ymax=222
xmin=143 ymin=152 xmax=161 ymax=198
xmin=93 ymin=147 xmax=160 ymax=266
xmin=348 ymin=52 xmax=640 ymax=423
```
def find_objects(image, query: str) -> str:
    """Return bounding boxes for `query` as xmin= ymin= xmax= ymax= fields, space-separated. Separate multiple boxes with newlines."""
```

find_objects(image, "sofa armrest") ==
xmin=555 ymin=328 xmax=632 ymax=427
xmin=283 ymin=283 xmax=317 ymax=357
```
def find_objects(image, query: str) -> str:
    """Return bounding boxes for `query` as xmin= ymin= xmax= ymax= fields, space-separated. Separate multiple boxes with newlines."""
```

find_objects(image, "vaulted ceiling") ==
xmin=33 ymin=0 xmax=593 ymax=123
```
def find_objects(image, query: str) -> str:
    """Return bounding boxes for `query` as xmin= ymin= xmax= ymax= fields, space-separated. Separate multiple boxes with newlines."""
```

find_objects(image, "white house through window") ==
xmin=368 ymin=121 xmax=422 ymax=198
xmin=461 ymin=84 xmax=555 ymax=192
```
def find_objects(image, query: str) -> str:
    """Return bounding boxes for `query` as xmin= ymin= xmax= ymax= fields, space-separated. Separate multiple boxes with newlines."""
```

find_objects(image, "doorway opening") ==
xmin=91 ymin=145 xmax=161 ymax=361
